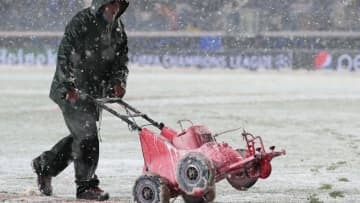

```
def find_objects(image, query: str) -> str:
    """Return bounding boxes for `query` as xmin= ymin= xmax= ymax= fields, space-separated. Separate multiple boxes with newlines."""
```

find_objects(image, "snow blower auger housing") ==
xmin=94 ymin=97 xmax=286 ymax=203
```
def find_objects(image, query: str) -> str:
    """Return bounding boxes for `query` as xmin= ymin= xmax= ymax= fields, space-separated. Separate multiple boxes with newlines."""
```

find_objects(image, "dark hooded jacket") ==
xmin=49 ymin=0 xmax=129 ymax=109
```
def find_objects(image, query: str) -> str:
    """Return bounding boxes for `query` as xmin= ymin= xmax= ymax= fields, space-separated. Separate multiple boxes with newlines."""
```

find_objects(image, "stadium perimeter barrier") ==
xmin=0 ymin=31 xmax=359 ymax=71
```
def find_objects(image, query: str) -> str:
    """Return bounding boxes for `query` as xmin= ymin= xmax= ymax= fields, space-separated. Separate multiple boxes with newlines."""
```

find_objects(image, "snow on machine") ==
xmin=94 ymin=97 xmax=286 ymax=203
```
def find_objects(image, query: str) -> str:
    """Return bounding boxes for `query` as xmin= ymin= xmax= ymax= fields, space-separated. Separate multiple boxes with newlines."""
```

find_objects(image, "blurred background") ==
xmin=2 ymin=0 xmax=360 ymax=32
xmin=1 ymin=0 xmax=360 ymax=70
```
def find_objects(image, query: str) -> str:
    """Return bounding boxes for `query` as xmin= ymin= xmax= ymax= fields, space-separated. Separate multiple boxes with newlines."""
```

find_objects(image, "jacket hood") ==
xmin=90 ymin=0 xmax=129 ymax=17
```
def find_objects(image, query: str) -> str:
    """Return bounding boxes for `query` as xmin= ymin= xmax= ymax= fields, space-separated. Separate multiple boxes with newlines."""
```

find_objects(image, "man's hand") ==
xmin=65 ymin=89 xmax=79 ymax=103
xmin=113 ymin=84 xmax=126 ymax=98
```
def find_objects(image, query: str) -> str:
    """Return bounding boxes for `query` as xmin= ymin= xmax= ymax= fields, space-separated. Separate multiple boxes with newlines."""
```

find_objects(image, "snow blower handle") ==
xmin=116 ymin=99 xmax=165 ymax=130
xmin=87 ymin=95 xmax=164 ymax=131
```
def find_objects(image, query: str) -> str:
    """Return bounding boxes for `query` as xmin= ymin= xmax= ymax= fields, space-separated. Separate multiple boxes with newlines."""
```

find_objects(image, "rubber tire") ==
xmin=176 ymin=152 xmax=215 ymax=195
xmin=133 ymin=173 xmax=170 ymax=203
xmin=226 ymin=149 xmax=258 ymax=191
xmin=182 ymin=188 xmax=216 ymax=203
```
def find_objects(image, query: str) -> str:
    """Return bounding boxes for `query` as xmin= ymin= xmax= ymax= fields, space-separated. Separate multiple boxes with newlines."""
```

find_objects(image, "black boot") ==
xmin=31 ymin=158 xmax=53 ymax=196
xmin=77 ymin=186 xmax=110 ymax=201
xmin=76 ymin=177 xmax=109 ymax=201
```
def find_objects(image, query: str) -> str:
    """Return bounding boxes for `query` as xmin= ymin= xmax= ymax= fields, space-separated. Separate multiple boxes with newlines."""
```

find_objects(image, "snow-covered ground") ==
xmin=0 ymin=66 xmax=359 ymax=202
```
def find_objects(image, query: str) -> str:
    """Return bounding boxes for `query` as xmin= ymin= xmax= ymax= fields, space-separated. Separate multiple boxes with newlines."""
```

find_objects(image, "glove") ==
xmin=113 ymin=84 xmax=126 ymax=98
xmin=65 ymin=89 xmax=79 ymax=103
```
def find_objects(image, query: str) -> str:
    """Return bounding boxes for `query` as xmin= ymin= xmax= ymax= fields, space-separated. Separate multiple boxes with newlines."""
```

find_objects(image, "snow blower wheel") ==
xmin=226 ymin=170 xmax=258 ymax=191
xmin=182 ymin=188 xmax=216 ymax=203
xmin=133 ymin=174 xmax=170 ymax=203
xmin=226 ymin=149 xmax=258 ymax=191
xmin=176 ymin=152 xmax=215 ymax=196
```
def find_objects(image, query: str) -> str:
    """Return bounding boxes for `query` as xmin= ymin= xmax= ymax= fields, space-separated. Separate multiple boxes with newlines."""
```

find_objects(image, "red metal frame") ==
xmin=93 ymin=98 xmax=285 ymax=198
xmin=138 ymin=125 xmax=286 ymax=196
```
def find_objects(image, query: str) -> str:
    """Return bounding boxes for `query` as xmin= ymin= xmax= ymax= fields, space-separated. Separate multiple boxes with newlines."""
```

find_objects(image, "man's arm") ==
xmin=110 ymin=20 xmax=129 ymax=97
xmin=56 ymin=15 xmax=87 ymax=96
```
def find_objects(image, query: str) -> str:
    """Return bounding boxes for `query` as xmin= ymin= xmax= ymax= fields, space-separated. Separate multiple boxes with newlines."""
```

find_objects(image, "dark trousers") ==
xmin=34 ymin=101 xmax=100 ymax=193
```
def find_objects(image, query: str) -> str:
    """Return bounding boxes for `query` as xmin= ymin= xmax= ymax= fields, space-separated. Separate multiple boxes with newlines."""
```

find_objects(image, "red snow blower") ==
xmin=94 ymin=97 xmax=286 ymax=203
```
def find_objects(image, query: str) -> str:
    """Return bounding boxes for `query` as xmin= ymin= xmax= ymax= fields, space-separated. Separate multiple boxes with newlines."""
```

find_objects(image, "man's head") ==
xmin=91 ymin=0 xmax=129 ymax=23
xmin=102 ymin=0 xmax=121 ymax=23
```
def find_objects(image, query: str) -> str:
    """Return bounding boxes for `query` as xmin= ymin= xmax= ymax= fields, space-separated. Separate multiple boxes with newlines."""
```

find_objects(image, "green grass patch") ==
xmin=319 ymin=184 xmax=332 ymax=190
xmin=308 ymin=193 xmax=323 ymax=203
xmin=338 ymin=177 xmax=349 ymax=182
xmin=326 ymin=161 xmax=347 ymax=171
xmin=329 ymin=191 xmax=344 ymax=198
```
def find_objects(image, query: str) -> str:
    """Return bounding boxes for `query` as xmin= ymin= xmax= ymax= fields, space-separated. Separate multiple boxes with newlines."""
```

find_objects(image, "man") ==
xmin=32 ymin=0 xmax=129 ymax=201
